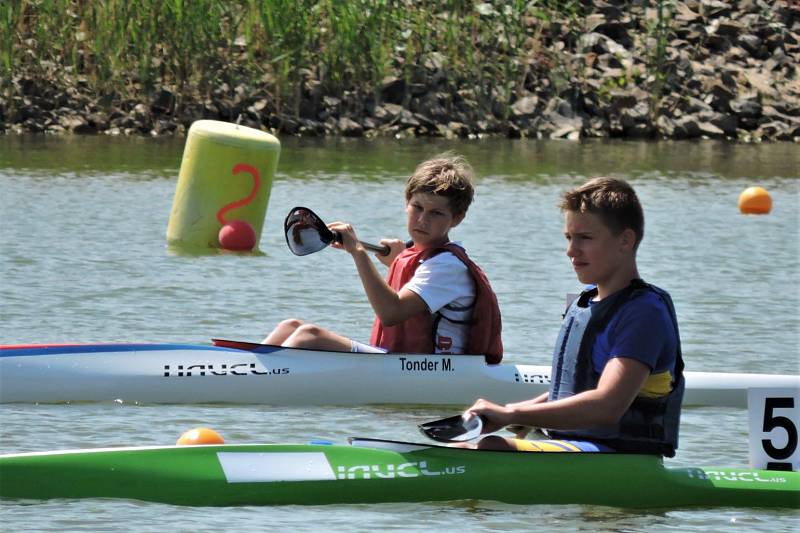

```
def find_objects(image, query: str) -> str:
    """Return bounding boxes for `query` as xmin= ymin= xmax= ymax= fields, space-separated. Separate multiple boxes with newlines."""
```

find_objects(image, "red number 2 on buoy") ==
xmin=216 ymin=163 xmax=261 ymax=225
xmin=216 ymin=163 xmax=261 ymax=251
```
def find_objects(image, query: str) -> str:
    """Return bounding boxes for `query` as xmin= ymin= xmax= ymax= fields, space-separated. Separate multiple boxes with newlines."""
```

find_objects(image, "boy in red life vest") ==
xmin=263 ymin=152 xmax=503 ymax=363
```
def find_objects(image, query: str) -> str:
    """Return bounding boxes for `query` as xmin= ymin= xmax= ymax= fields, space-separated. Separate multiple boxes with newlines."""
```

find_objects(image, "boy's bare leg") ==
xmin=448 ymin=436 xmax=516 ymax=450
xmin=476 ymin=435 xmax=516 ymax=450
xmin=282 ymin=323 xmax=354 ymax=352
xmin=262 ymin=318 xmax=304 ymax=344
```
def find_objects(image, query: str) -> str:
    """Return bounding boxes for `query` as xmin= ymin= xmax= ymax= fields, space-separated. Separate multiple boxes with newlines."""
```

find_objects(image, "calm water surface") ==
xmin=1 ymin=136 xmax=798 ymax=531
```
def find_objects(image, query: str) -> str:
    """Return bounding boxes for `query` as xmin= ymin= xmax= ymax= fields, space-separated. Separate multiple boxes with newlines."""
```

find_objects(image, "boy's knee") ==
xmin=279 ymin=318 xmax=304 ymax=330
xmin=476 ymin=435 xmax=514 ymax=451
xmin=293 ymin=323 xmax=324 ymax=339
xmin=282 ymin=324 xmax=326 ymax=347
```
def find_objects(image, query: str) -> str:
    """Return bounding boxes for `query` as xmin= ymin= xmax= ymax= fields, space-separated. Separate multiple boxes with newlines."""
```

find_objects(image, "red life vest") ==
xmin=369 ymin=244 xmax=503 ymax=363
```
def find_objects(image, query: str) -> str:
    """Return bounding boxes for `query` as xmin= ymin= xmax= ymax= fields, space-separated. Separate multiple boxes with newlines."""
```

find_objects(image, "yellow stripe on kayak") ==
xmin=512 ymin=439 xmax=583 ymax=452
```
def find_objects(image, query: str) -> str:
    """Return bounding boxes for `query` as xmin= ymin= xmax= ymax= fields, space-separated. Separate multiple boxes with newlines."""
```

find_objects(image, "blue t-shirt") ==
xmin=590 ymin=290 xmax=677 ymax=377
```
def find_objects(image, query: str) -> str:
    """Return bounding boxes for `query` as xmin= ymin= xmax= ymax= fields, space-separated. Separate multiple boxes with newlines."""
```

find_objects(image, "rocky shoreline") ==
xmin=3 ymin=1 xmax=798 ymax=142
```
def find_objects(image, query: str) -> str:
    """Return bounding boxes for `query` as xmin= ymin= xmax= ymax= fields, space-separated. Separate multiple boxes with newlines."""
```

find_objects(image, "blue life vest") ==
xmin=546 ymin=279 xmax=685 ymax=457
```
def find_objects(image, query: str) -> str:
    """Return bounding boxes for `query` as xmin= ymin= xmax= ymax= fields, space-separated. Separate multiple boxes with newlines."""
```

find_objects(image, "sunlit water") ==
xmin=1 ymin=137 xmax=798 ymax=531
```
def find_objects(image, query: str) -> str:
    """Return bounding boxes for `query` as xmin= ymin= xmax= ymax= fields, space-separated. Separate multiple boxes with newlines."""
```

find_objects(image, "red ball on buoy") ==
xmin=738 ymin=186 xmax=772 ymax=215
xmin=176 ymin=427 xmax=225 ymax=446
xmin=218 ymin=220 xmax=256 ymax=250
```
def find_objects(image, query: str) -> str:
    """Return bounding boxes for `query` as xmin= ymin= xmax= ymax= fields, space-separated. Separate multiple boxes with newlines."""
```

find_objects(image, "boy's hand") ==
xmin=375 ymin=239 xmax=406 ymax=267
xmin=327 ymin=222 xmax=362 ymax=255
xmin=465 ymin=398 xmax=513 ymax=434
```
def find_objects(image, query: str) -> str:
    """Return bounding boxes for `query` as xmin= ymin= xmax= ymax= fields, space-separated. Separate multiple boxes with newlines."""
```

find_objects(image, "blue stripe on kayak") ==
xmin=0 ymin=343 xmax=282 ymax=357
xmin=564 ymin=440 xmax=615 ymax=452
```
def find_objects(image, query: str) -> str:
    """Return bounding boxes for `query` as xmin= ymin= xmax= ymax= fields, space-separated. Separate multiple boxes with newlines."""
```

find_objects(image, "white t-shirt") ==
xmin=402 ymin=244 xmax=475 ymax=354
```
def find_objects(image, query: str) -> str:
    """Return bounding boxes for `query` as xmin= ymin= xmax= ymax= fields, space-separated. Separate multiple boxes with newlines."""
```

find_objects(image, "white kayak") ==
xmin=1 ymin=340 xmax=797 ymax=406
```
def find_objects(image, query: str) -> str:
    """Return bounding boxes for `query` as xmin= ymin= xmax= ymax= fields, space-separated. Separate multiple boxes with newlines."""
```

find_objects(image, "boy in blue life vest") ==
xmin=465 ymin=177 xmax=684 ymax=456
xmin=263 ymin=153 xmax=503 ymax=363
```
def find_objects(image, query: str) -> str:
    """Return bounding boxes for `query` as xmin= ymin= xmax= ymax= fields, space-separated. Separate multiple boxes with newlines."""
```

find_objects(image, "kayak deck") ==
xmin=1 ymin=439 xmax=797 ymax=508
xmin=2 ymin=341 xmax=797 ymax=407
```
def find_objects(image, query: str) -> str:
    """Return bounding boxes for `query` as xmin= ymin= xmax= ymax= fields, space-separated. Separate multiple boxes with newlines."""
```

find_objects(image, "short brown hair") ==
xmin=405 ymin=152 xmax=475 ymax=216
xmin=560 ymin=177 xmax=645 ymax=250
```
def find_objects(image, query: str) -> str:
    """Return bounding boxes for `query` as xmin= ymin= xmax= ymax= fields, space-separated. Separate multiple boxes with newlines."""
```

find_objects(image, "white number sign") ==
xmin=747 ymin=387 xmax=799 ymax=471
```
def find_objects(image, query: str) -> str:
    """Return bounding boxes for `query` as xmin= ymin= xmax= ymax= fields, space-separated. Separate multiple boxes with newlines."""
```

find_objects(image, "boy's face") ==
xmin=406 ymin=192 xmax=464 ymax=248
xmin=563 ymin=210 xmax=635 ymax=288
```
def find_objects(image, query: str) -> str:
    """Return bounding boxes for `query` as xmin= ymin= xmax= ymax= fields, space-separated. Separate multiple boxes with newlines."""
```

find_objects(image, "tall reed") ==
xmin=4 ymin=1 xmax=582 ymax=119
xmin=646 ymin=0 xmax=675 ymax=120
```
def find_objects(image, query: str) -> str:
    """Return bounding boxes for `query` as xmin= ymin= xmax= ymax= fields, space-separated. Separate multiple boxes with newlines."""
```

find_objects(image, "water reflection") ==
xmin=2 ymin=137 xmax=798 ymax=180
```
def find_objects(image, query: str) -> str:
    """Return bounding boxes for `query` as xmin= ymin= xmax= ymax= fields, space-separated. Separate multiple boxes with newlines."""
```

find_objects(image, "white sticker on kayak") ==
xmin=218 ymin=452 xmax=336 ymax=483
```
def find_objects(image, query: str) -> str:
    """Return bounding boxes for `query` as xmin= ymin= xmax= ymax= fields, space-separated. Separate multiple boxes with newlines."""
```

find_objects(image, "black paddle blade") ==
xmin=418 ymin=414 xmax=484 ymax=443
xmin=284 ymin=206 xmax=336 ymax=256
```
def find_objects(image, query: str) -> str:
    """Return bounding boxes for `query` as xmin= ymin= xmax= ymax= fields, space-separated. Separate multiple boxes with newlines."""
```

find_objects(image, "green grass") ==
xmin=2 ymin=1 xmax=603 ymax=118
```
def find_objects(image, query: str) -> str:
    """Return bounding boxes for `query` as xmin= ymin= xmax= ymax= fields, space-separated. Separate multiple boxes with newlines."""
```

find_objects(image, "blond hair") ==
xmin=405 ymin=152 xmax=475 ymax=216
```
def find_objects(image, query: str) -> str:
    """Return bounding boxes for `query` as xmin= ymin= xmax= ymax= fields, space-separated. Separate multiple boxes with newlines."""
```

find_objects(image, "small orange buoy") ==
xmin=176 ymin=427 xmax=225 ymax=446
xmin=738 ymin=186 xmax=772 ymax=215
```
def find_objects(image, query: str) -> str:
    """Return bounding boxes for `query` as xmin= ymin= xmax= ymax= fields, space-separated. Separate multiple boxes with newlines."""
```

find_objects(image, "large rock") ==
xmin=510 ymin=95 xmax=538 ymax=118
xmin=673 ymin=116 xmax=702 ymax=139
xmin=59 ymin=114 xmax=93 ymax=133
xmin=709 ymin=113 xmax=738 ymax=136
xmin=579 ymin=32 xmax=628 ymax=56
xmin=755 ymin=120 xmax=791 ymax=140
xmin=337 ymin=117 xmax=363 ymax=137
xmin=381 ymin=77 xmax=405 ymax=105
xmin=373 ymin=103 xmax=403 ymax=123
xmin=656 ymin=115 xmax=676 ymax=137
xmin=674 ymin=3 xmax=703 ymax=24
xmin=150 ymin=89 xmax=175 ymax=115
xmin=698 ymin=121 xmax=726 ymax=139
xmin=740 ymin=34 xmax=769 ymax=59
xmin=730 ymin=98 xmax=762 ymax=118
xmin=707 ymin=82 xmax=735 ymax=112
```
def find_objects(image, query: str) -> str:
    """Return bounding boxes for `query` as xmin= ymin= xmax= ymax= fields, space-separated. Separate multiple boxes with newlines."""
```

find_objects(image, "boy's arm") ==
xmin=467 ymin=358 xmax=650 ymax=433
xmin=504 ymin=392 xmax=549 ymax=437
xmin=329 ymin=222 xmax=427 ymax=325
xmin=505 ymin=392 xmax=549 ymax=410
xmin=351 ymin=248 xmax=428 ymax=325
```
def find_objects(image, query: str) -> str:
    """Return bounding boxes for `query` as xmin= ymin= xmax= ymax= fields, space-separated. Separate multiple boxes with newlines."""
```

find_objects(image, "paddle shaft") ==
xmin=333 ymin=232 xmax=390 ymax=256
xmin=361 ymin=241 xmax=391 ymax=255
xmin=333 ymin=232 xmax=414 ymax=257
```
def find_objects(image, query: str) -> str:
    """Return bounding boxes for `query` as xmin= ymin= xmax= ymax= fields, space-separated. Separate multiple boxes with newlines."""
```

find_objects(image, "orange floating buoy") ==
xmin=738 ymin=186 xmax=772 ymax=214
xmin=176 ymin=427 xmax=225 ymax=446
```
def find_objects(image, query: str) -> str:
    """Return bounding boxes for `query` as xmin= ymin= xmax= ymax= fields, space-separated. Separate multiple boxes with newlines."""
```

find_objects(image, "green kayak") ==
xmin=1 ymin=438 xmax=797 ymax=508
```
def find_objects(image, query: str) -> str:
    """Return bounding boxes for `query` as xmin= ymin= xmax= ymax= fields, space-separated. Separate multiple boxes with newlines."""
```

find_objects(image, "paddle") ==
xmin=284 ymin=206 xmax=393 ymax=256
xmin=419 ymin=414 xmax=542 ymax=443
xmin=418 ymin=413 xmax=485 ymax=443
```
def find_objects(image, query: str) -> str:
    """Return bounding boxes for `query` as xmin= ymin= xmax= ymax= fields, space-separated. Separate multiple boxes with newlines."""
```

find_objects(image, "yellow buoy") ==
xmin=166 ymin=120 xmax=281 ymax=250
xmin=176 ymin=427 xmax=225 ymax=446
xmin=738 ymin=186 xmax=772 ymax=215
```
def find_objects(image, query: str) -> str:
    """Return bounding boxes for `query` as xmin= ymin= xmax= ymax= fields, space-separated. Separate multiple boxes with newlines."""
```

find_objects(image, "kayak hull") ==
xmin=1 ymin=342 xmax=797 ymax=407
xmin=1 ymin=439 xmax=798 ymax=508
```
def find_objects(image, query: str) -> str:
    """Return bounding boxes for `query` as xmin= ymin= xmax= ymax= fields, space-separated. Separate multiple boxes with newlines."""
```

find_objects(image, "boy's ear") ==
xmin=620 ymin=228 xmax=636 ymax=251
xmin=451 ymin=211 xmax=466 ymax=228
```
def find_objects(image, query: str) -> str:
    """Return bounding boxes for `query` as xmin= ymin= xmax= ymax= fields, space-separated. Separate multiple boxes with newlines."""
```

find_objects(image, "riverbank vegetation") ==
xmin=2 ymin=1 xmax=798 ymax=141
